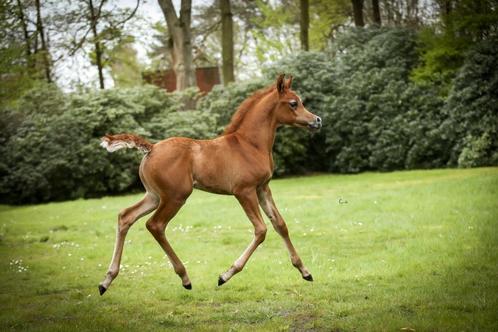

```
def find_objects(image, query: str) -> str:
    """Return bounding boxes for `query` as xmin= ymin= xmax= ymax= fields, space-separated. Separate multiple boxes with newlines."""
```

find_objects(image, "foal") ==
xmin=98 ymin=74 xmax=322 ymax=295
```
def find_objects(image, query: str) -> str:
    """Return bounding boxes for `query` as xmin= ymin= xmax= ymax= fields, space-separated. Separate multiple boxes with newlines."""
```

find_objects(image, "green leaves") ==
xmin=442 ymin=37 xmax=498 ymax=167
xmin=1 ymin=28 xmax=497 ymax=204
xmin=0 ymin=85 xmax=218 ymax=204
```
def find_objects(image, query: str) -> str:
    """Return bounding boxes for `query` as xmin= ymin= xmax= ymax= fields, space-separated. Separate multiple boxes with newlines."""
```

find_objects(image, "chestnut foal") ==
xmin=98 ymin=74 xmax=322 ymax=295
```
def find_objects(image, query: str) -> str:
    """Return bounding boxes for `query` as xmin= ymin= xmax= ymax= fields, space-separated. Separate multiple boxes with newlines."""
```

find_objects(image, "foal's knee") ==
xmin=117 ymin=210 xmax=133 ymax=235
xmin=145 ymin=219 xmax=163 ymax=235
xmin=255 ymin=224 xmax=267 ymax=244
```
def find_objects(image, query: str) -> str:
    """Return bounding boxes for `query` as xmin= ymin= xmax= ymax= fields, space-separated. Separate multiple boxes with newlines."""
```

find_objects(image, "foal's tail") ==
xmin=100 ymin=134 xmax=153 ymax=153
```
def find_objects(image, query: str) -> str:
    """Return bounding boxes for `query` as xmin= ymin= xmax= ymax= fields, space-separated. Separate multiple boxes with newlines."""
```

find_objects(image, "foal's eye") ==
xmin=289 ymin=100 xmax=298 ymax=109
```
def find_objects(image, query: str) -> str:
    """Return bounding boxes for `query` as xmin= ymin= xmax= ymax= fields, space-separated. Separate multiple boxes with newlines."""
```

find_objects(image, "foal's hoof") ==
xmin=183 ymin=283 xmax=192 ymax=290
xmin=218 ymin=276 xmax=226 ymax=286
xmin=98 ymin=285 xmax=107 ymax=295
xmin=303 ymin=274 xmax=314 ymax=282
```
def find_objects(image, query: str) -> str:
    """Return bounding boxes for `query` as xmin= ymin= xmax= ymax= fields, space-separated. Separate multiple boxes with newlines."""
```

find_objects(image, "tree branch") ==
xmin=114 ymin=0 xmax=140 ymax=26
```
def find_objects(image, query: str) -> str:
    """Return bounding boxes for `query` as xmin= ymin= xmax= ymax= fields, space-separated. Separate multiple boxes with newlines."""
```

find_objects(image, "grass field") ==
xmin=0 ymin=168 xmax=497 ymax=331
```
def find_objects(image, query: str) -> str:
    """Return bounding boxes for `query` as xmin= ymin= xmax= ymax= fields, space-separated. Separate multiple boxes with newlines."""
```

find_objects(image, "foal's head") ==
xmin=273 ymin=74 xmax=322 ymax=131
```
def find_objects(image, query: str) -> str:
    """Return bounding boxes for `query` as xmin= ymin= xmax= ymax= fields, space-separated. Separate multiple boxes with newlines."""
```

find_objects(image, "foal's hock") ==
xmin=98 ymin=74 xmax=322 ymax=295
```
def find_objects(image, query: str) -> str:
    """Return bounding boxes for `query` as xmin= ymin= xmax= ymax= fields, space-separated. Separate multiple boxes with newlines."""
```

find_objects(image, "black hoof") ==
xmin=98 ymin=285 xmax=107 ymax=295
xmin=218 ymin=276 xmax=226 ymax=286
xmin=303 ymin=274 xmax=314 ymax=282
xmin=183 ymin=283 xmax=192 ymax=290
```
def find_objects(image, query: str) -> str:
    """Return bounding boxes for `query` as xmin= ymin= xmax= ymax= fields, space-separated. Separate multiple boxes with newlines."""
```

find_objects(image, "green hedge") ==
xmin=1 ymin=28 xmax=496 ymax=204
xmin=267 ymin=28 xmax=447 ymax=173
xmin=0 ymin=86 xmax=217 ymax=203
xmin=442 ymin=37 xmax=498 ymax=167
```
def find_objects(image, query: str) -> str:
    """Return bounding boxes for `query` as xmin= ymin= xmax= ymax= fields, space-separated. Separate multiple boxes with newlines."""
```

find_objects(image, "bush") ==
xmin=0 ymin=85 xmax=217 ymax=203
xmin=441 ymin=38 xmax=498 ymax=168
xmin=264 ymin=28 xmax=447 ymax=174
xmin=2 ymin=28 xmax=495 ymax=204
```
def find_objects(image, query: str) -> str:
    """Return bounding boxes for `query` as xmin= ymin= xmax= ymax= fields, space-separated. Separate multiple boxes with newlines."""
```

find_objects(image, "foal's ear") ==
xmin=276 ymin=73 xmax=286 ymax=94
xmin=285 ymin=75 xmax=293 ymax=90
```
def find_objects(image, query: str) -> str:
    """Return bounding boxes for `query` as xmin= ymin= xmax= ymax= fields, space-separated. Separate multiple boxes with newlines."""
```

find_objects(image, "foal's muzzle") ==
xmin=307 ymin=116 xmax=322 ymax=130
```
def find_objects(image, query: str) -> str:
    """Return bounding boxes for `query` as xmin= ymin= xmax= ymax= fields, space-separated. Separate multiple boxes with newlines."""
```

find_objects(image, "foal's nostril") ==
xmin=316 ymin=116 xmax=322 ymax=124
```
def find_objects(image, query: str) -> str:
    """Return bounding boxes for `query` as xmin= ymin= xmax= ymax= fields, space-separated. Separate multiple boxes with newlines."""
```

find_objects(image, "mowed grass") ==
xmin=0 ymin=168 xmax=497 ymax=331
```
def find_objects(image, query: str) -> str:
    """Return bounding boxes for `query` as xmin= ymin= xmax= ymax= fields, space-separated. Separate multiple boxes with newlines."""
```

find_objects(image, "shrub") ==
xmin=0 ymin=85 xmax=217 ymax=203
xmin=2 ymin=28 xmax=495 ymax=204
xmin=262 ymin=28 xmax=448 ymax=174
xmin=441 ymin=38 xmax=498 ymax=167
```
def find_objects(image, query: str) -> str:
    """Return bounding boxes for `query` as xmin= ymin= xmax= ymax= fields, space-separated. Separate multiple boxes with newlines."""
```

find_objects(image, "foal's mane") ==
xmin=223 ymin=85 xmax=276 ymax=135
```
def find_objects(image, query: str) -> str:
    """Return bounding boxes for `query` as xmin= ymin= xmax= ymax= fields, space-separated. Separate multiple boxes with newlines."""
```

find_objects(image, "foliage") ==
xmin=308 ymin=0 xmax=350 ymax=50
xmin=265 ymin=28 xmax=447 ymax=173
xmin=0 ymin=85 xmax=217 ymax=203
xmin=107 ymin=36 xmax=143 ymax=88
xmin=412 ymin=0 xmax=498 ymax=91
xmin=441 ymin=37 xmax=498 ymax=167
xmin=2 ymin=27 xmax=497 ymax=203
xmin=0 ymin=0 xmax=37 ymax=105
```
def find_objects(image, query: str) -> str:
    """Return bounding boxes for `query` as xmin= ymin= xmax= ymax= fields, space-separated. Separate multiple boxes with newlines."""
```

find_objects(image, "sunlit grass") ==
xmin=1 ymin=168 xmax=497 ymax=331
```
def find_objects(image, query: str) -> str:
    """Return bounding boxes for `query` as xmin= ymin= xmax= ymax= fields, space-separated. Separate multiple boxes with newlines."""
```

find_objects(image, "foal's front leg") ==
xmin=218 ymin=189 xmax=267 ymax=286
xmin=257 ymin=184 xmax=313 ymax=281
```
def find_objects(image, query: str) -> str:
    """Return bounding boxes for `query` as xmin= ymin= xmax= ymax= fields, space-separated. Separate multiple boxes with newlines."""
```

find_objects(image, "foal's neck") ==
xmin=235 ymin=93 xmax=278 ymax=154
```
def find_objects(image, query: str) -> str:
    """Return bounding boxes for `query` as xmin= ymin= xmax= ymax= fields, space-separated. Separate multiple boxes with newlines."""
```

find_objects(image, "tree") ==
xmin=220 ymin=0 xmax=234 ymax=84
xmin=308 ymin=0 xmax=350 ymax=50
xmin=63 ymin=0 xmax=140 ymax=89
xmin=108 ymin=36 xmax=142 ymax=87
xmin=87 ymin=0 xmax=105 ymax=89
xmin=0 ymin=0 xmax=56 ymax=103
xmin=412 ymin=0 xmax=498 ymax=90
xmin=147 ymin=22 xmax=173 ymax=71
xmin=1 ymin=0 xmax=33 ymax=104
xmin=300 ymin=0 xmax=309 ymax=50
xmin=158 ymin=0 xmax=196 ymax=90
xmin=15 ymin=0 xmax=33 ymax=70
xmin=351 ymin=0 xmax=364 ymax=27
xmin=34 ymin=0 xmax=51 ymax=82
xmin=371 ymin=0 xmax=381 ymax=26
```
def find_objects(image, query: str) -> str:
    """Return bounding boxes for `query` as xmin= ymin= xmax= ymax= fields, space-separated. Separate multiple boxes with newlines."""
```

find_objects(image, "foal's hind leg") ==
xmin=146 ymin=198 xmax=192 ymax=289
xmin=218 ymin=189 xmax=267 ymax=285
xmin=257 ymin=184 xmax=313 ymax=281
xmin=99 ymin=193 xmax=158 ymax=295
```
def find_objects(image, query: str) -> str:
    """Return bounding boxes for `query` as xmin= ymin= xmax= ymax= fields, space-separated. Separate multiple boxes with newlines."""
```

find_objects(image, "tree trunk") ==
xmin=300 ymin=0 xmax=309 ymax=51
xmin=351 ymin=0 xmax=364 ymax=27
xmin=220 ymin=0 xmax=234 ymax=84
xmin=88 ymin=0 xmax=105 ymax=89
xmin=406 ymin=0 xmax=419 ymax=27
xmin=372 ymin=0 xmax=381 ymax=26
xmin=16 ymin=0 xmax=32 ymax=68
xmin=34 ymin=0 xmax=51 ymax=82
xmin=158 ymin=0 xmax=196 ymax=90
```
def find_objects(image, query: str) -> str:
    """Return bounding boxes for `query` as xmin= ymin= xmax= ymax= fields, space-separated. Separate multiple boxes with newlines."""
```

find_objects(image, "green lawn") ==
xmin=1 ymin=168 xmax=497 ymax=331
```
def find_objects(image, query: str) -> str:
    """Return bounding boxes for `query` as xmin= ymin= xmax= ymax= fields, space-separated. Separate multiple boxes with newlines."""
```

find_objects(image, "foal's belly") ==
xmin=192 ymin=181 xmax=232 ymax=195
